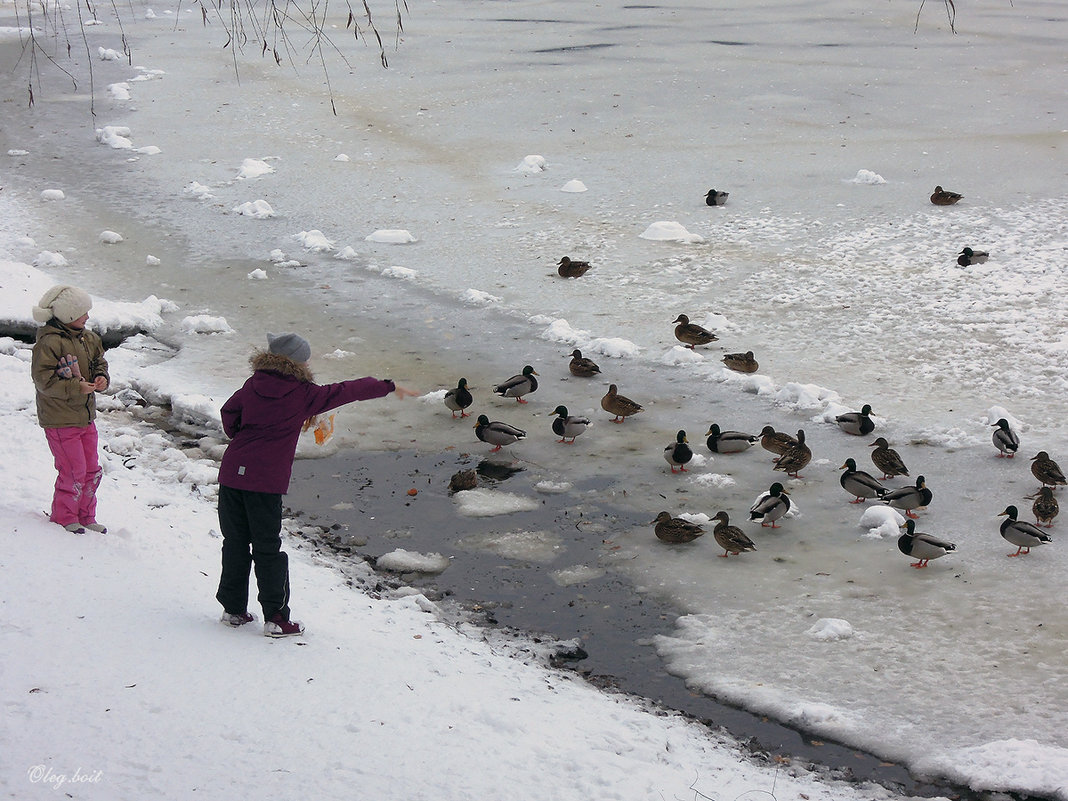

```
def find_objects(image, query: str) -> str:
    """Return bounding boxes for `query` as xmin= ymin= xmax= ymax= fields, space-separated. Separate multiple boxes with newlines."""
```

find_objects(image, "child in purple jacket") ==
xmin=216 ymin=332 xmax=415 ymax=637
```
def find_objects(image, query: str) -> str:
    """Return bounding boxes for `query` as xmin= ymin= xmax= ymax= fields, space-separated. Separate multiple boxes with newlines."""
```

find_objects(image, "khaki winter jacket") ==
xmin=31 ymin=319 xmax=110 ymax=428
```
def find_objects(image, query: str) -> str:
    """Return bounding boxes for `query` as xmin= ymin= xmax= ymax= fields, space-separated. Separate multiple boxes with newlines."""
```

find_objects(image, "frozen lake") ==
xmin=1 ymin=0 xmax=1067 ymax=796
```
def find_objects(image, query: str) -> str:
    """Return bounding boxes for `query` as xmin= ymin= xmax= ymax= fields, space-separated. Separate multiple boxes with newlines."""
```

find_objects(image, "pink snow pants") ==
xmin=45 ymin=424 xmax=102 ymax=527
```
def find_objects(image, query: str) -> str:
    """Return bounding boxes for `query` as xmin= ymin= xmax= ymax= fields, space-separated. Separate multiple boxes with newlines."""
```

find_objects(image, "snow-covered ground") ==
xmin=1 ymin=0 xmax=1067 ymax=797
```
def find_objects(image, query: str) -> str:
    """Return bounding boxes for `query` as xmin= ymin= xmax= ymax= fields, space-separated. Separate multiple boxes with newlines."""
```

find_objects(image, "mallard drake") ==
xmin=705 ymin=423 xmax=758 ymax=454
xmin=712 ymin=511 xmax=757 ymax=557
xmin=998 ymin=505 xmax=1053 ymax=557
xmin=898 ymin=520 xmax=956 ymax=568
xmin=836 ymin=404 xmax=875 ymax=436
xmin=601 ymin=383 xmax=644 ymax=423
xmin=749 ymin=482 xmax=791 ymax=528
xmin=672 ymin=314 xmax=718 ymax=348
xmin=493 ymin=365 xmax=538 ymax=404
xmin=991 ymin=418 xmax=1019 ymax=458
xmin=664 ymin=430 xmax=693 ymax=473
xmin=557 ymin=256 xmax=592 ymax=278
xmin=870 ymin=437 xmax=909 ymax=479
xmin=1031 ymin=451 xmax=1067 ymax=487
xmin=930 ymin=185 xmax=962 ymax=205
xmin=774 ymin=429 xmax=811 ymax=478
xmin=957 ymin=247 xmax=990 ymax=267
xmin=840 ymin=458 xmax=887 ymax=503
xmin=474 ymin=415 xmax=526 ymax=452
xmin=722 ymin=351 xmax=758 ymax=373
xmin=1028 ymin=487 xmax=1059 ymax=528
xmin=567 ymin=349 xmax=600 ymax=377
xmin=705 ymin=189 xmax=729 ymax=206
xmin=759 ymin=425 xmax=797 ymax=458
xmin=651 ymin=511 xmax=704 ymax=544
xmin=882 ymin=475 xmax=933 ymax=519
xmin=443 ymin=377 xmax=473 ymax=419
xmin=551 ymin=405 xmax=590 ymax=443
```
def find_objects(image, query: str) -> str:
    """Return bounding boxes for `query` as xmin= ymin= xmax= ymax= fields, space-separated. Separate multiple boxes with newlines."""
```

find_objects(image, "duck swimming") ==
xmin=664 ymin=430 xmax=693 ymax=473
xmin=601 ymin=384 xmax=644 ymax=423
xmin=652 ymin=511 xmax=705 ymax=544
xmin=551 ymin=405 xmax=590 ymax=444
xmin=672 ymin=314 xmax=717 ymax=348
xmin=998 ymin=505 xmax=1053 ymax=557
xmin=749 ymin=482 xmax=791 ymax=528
xmin=443 ymin=377 xmax=473 ymax=419
xmin=474 ymin=415 xmax=526 ymax=452
xmin=898 ymin=520 xmax=956 ymax=568
xmin=712 ymin=511 xmax=757 ymax=557
xmin=493 ymin=365 xmax=539 ymax=404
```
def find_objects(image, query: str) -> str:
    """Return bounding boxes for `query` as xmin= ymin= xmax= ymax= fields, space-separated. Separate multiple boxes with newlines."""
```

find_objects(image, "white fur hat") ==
xmin=32 ymin=285 xmax=93 ymax=325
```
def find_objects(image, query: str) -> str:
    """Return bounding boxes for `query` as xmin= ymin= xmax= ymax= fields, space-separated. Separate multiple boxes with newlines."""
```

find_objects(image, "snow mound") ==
xmin=639 ymin=221 xmax=704 ymax=243
xmin=365 ymin=229 xmax=417 ymax=244
xmin=807 ymin=618 xmax=854 ymax=641
xmin=376 ymin=549 xmax=450 ymax=575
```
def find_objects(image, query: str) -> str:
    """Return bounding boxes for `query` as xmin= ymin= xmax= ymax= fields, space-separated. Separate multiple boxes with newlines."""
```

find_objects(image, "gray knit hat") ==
xmin=266 ymin=332 xmax=311 ymax=363
xmin=32 ymin=285 xmax=93 ymax=325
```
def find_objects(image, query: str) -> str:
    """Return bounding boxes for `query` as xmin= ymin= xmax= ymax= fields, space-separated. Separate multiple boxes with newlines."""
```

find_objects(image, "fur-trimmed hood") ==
xmin=250 ymin=350 xmax=314 ymax=383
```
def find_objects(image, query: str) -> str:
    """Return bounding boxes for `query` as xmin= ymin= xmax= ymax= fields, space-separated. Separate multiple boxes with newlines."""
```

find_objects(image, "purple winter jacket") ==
xmin=218 ymin=353 xmax=395 ymax=494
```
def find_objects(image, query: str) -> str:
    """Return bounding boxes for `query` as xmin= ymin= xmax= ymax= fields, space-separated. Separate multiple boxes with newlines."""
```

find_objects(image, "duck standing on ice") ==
xmin=493 ymin=365 xmax=538 ymax=404
xmin=672 ymin=314 xmax=717 ymax=348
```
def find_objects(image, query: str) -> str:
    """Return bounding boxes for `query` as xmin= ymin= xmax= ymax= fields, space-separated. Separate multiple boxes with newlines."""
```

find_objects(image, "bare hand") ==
xmin=392 ymin=385 xmax=419 ymax=400
xmin=78 ymin=380 xmax=96 ymax=395
xmin=93 ymin=376 xmax=109 ymax=392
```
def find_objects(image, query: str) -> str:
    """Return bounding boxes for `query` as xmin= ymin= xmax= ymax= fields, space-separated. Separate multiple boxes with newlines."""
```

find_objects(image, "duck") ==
xmin=998 ymin=505 xmax=1053 ymax=557
xmin=474 ymin=415 xmax=526 ymax=452
xmin=898 ymin=520 xmax=956 ymax=568
xmin=705 ymin=423 xmax=758 ymax=454
xmin=773 ymin=429 xmax=811 ymax=478
xmin=1028 ymin=487 xmax=1059 ymax=528
xmin=443 ymin=377 xmax=474 ymax=419
xmin=567 ymin=349 xmax=601 ymax=378
xmin=836 ymin=404 xmax=876 ymax=436
xmin=601 ymin=383 xmax=644 ymax=423
xmin=493 ymin=365 xmax=538 ymax=404
xmin=991 ymin=418 xmax=1019 ymax=458
xmin=557 ymin=256 xmax=592 ymax=278
xmin=749 ymin=482 xmax=791 ymax=528
xmin=712 ymin=511 xmax=757 ymax=557
xmin=759 ymin=425 xmax=797 ymax=458
xmin=672 ymin=314 xmax=718 ymax=348
xmin=839 ymin=458 xmax=887 ymax=503
xmin=957 ymin=247 xmax=990 ymax=267
xmin=448 ymin=469 xmax=478 ymax=493
xmin=1031 ymin=451 xmax=1067 ymax=487
xmin=930 ymin=185 xmax=962 ymax=205
xmin=651 ymin=511 xmax=704 ymax=544
xmin=722 ymin=351 xmax=758 ymax=373
xmin=705 ymin=189 xmax=729 ymax=206
xmin=869 ymin=437 xmax=909 ymax=479
xmin=551 ymin=405 xmax=590 ymax=444
xmin=882 ymin=475 xmax=933 ymax=519
xmin=664 ymin=430 xmax=693 ymax=473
